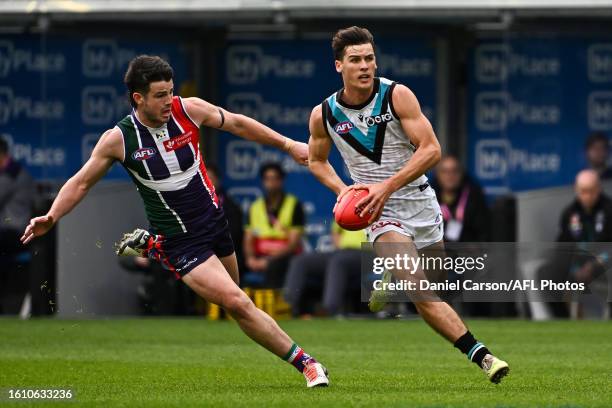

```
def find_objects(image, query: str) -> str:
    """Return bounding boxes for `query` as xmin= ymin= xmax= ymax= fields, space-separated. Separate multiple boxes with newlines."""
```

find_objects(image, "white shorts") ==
xmin=366 ymin=197 xmax=444 ymax=249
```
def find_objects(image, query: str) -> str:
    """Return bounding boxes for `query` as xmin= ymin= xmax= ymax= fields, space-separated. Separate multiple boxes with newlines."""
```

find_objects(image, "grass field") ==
xmin=0 ymin=318 xmax=610 ymax=407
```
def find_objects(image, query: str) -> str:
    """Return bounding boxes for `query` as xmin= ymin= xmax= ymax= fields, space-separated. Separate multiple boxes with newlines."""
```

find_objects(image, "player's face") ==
xmin=135 ymin=80 xmax=174 ymax=126
xmin=336 ymin=43 xmax=377 ymax=91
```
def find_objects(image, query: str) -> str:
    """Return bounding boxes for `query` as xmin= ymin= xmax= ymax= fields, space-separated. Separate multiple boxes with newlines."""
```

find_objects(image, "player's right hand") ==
xmin=20 ymin=215 xmax=55 ymax=245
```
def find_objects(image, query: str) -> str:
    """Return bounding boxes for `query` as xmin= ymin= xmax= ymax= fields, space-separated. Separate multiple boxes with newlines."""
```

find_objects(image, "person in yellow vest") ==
xmin=283 ymin=221 xmax=366 ymax=317
xmin=244 ymin=162 xmax=305 ymax=287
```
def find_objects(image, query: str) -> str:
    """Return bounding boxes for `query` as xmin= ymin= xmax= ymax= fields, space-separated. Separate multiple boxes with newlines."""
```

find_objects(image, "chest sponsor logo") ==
xmin=365 ymin=112 xmax=393 ymax=127
xmin=334 ymin=121 xmax=354 ymax=134
xmin=132 ymin=147 xmax=157 ymax=161
xmin=163 ymin=131 xmax=193 ymax=152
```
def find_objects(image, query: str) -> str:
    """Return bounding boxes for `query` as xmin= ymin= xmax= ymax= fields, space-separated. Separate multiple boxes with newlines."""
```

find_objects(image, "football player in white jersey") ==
xmin=308 ymin=26 xmax=509 ymax=384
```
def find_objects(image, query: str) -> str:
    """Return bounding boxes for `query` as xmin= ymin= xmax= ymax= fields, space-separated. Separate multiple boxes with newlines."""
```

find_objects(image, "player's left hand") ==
xmin=287 ymin=141 xmax=309 ymax=166
xmin=20 ymin=215 xmax=55 ymax=245
xmin=354 ymin=182 xmax=394 ymax=223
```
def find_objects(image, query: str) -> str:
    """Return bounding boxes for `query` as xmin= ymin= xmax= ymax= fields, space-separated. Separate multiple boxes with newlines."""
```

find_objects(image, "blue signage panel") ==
xmin=0 ymin=35 xmax=190 ymax=180
xmin=468 ymin=37 xmax=612 ymax=195
xmin=218 ymin=38 xmax=437 ymax=247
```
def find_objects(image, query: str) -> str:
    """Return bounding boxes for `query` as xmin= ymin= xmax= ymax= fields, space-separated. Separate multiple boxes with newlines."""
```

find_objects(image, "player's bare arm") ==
xmin=20 ymin=128 xmax=122 ymax=244
xmin=308 ymin=104 xmax=349 ymax=198
xmin=183 ymin=97 xmax=308 ymax=165
xmin=356 ymin=84 xmax=441 ymax=222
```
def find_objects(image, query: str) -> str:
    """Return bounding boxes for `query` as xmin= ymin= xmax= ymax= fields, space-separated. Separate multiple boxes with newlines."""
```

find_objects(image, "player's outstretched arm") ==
xmin=183 ymin=97 xmax=308 ymax=165
xmin=20 ymin=129 xmax=122 ymax=244
xmin=308 ymin=105 xmax=348 ymax=197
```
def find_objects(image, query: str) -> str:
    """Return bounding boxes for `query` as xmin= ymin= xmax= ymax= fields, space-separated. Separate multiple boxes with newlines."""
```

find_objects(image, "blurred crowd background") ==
xmin=2 ymin=0 xmax=612 ymax=320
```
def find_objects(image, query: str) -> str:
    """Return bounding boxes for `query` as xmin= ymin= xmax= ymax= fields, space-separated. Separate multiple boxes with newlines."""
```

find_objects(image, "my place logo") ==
xmin=81 ymin=86 xmax=130 ymax=125
xmin=475 ymin=92 xmax=561 ymax=131
xmin=225 ymin=140 xmax=307 ymax=180
xmin=0 ymin=40 xmax=65 ymax=77
xmin=2 ymin=133 xmax=66 ymax=168
xmin=588 ymin=91 xmax=612 ymax=130
xmin=82 ymin=39 xmax=169 ymax=78
xmin=475 ymin=139 xmax=560 ymax=180
xmin=226 ymin=45 xmax=316 ymax=85
xmin=226 ymin=93 xmax=310 ymax=126
xmin=475 ymin=44 xmax=560 ymax=84
xmin=225 ymin=140 xmax=264 ymax=180
xmin=376 ymin=48 xmax=433 ymax=78
xmin=588 ymin=44 xmax=612 ymax=82
xmin=0 ymin=87 xmax=64 ymax=125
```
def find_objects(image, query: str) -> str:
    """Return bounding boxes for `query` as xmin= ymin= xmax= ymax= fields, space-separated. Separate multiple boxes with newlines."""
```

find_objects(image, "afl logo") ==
xmin=132 ymin=147 xmax=157 ymax=161
xmin=334 ymin=121 xmax=354 ymax=134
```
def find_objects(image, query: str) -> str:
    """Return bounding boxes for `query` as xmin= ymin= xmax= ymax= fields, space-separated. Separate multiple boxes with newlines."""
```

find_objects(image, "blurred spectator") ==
xmin=0 ymin=137 xmax=35 ymax=254
xmin=433 ymin=155 xmax=492 ymax=317
xmin=243 ymin=163 xmax=304 ymax=287
xmin=205 ymin=163 xmax=245 ymax=277
xmin=540 ymin=170 xmax=612 ymax=318
xmin=584 ymin=132 xmax=612 ymax=180
xmin=0 ymin=136 xmax=35 ymax=313
xmin=283 ymin=223 xmax=366 ymax=317
xmin=433 ymin=155 xmax=490 ymax=242
xmin=558 ymin=170 xmax=612 ymax=243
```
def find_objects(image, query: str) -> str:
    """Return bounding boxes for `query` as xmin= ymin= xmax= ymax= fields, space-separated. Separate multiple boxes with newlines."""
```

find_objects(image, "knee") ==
xmin=221 ymin=291 xmax=254 ymax=319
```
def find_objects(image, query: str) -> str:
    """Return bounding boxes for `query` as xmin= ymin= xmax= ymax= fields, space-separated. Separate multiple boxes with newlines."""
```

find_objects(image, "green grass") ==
xmin=0 ymin=318 xmax=610 ymax=407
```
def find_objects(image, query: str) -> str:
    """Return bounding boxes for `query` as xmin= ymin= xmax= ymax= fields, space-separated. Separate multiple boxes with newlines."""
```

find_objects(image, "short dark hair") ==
xmin=124 ymin=55 xmax=174 ymax=108
xmin=332 ymin=26 xmax=375 ymax=61
xmin=585 ymin=132 xmax=609 ymax=150
xmin=0 ymin=136 xmax=7 ymax=155
xmin=259 ymin=162 xmax=285 ymax=179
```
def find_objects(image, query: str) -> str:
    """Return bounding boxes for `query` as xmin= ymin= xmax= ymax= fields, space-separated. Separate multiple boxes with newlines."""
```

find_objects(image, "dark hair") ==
xmin=585 ymin=132 xmax=609 ymax=150
xmin=332 ymin=26 xmax=375 ymax=61
xmin=124 ymin=55 xmax=174 ymax=108
xmin=259 ymin=162 xmax=285 ymax=179
xmin=0 ymin=136 xmax=7 ymax=155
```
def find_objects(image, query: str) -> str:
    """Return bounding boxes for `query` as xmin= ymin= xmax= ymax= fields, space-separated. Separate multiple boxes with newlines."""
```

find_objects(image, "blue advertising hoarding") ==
xmin=468 ymin=37 xmax=612 ymax=195
xmin=218 ymin=38 xmax=437 ymax=248
xmin=0 ymin=35 xmax=190 ymax=180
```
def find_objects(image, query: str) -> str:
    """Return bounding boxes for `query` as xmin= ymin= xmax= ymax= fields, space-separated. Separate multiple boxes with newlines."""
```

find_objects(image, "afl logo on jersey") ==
xmin=334 ymin=121 xmax=354 ymax=134
xmin=365 ymin=113 xmax=393 ymax=127
xmin=132 ymin=147 xmax=157 ymax=161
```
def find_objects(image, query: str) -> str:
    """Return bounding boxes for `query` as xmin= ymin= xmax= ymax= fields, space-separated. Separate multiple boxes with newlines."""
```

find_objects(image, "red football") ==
xmin=334 ymin=188 xmax=371 ymax=231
